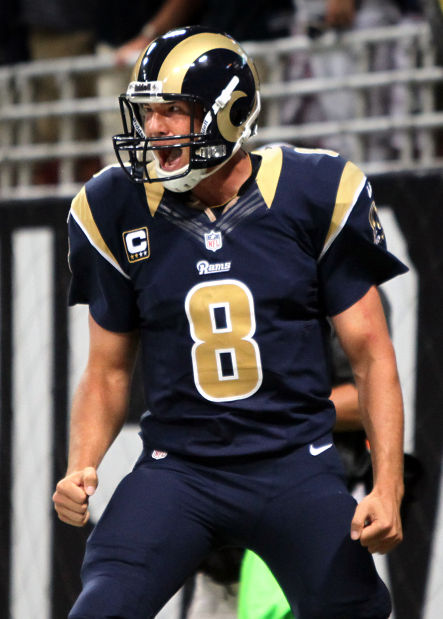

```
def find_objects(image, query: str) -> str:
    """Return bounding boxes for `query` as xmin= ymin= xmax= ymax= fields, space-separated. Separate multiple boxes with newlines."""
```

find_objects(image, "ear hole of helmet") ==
xmin=230 ymin=98 xmax=250 ymax=126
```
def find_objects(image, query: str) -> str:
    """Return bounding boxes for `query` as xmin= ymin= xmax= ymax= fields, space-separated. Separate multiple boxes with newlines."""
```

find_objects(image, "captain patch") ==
xmin=123 ymin=227 xmax=150 ymax=262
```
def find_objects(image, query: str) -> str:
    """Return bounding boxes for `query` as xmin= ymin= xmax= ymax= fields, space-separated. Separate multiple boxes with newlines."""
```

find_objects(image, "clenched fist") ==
xmin=53 ymin=467 xmax=98 ymax=527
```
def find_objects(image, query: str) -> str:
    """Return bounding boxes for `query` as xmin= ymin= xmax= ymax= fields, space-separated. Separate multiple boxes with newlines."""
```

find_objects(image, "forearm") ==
xmin=53 ymin=317 xmax=138 ymax=526
xmin=331 ymin=382 xmax=362 ymax=431
xmin=145 ymin=0 xmax=202 ymax=39
xmin=354 ymin=349 xmax=404 ymax=499
xmin=67 ymin=367 xmax=131 ymax=474
xmin=332 ymin=287 xmax=405 ymax=498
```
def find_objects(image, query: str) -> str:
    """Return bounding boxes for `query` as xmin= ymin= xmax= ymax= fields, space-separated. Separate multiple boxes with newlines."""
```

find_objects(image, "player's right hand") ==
xmin=52 ymin=467 xmax=98 ymax=527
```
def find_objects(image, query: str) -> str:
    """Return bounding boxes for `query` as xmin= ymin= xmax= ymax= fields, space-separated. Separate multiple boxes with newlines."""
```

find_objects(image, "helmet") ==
xmin=113 ymin=26 xmax=261 ymax=192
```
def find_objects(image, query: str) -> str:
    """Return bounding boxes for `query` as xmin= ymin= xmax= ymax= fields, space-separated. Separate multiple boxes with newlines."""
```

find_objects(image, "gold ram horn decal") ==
xmin=217 ymin=90 xmax=247 ymax=142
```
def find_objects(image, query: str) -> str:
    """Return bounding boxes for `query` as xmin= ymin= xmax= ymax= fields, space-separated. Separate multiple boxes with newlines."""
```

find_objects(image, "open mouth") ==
xmin=157 ymin=147 xmax=184 ymax=171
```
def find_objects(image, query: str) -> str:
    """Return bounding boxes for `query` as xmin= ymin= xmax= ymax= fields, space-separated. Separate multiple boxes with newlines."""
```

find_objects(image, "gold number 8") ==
xmin=185 ymin=279 xmax=263 ymax=402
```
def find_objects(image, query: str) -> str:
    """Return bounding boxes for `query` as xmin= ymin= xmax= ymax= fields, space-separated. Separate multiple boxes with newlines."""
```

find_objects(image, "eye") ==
xmin=169 ymin=103 xmax=189 ymax=115
xmin=140 ymin=105 xmax=152 ymax=121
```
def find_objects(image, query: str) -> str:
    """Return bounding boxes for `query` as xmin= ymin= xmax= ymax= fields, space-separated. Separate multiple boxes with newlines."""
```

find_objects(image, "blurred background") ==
xmin=1 ymin=0 xmax=442 ymax=617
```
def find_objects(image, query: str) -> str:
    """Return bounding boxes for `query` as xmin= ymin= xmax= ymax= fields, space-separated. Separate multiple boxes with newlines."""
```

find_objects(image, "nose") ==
xmin=145 ymin=111 xmax=169 ymax=138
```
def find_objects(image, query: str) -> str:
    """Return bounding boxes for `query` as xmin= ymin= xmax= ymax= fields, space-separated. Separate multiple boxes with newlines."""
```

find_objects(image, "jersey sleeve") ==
xmin=67 ymin=187 xmax=139 ymax=333
xmin=318 ymin=164 xmax=408 ymax=316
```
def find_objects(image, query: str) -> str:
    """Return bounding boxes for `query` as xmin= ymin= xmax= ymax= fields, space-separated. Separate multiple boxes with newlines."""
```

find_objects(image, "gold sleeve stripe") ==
xmin=319 ymin=161 xmax=366 ymax=261
xmin=70 ymin=186 xmax=130 ymax=280
xmin=157 ymin=33 xmax=254 ymax=93
xmin=253 ymin=147 xmax=283 ymax=208
xmin=143 ymin=163 xmax=165 ymax=216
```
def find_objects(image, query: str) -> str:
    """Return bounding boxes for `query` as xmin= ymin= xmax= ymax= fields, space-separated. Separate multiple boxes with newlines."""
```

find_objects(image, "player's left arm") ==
xmin=332 ymin=285 xmax=404 ymax=554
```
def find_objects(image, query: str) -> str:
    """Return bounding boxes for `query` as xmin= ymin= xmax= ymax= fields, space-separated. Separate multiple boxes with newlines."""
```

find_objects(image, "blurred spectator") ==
xmin=200 ymin=0 xmax=294 ymax=42
xmin=421 ymin=0 xmax=443 ymax=63
xmin=284 ymin=0 xmax=424 ymax=160
xmin=112 ymin=0 xmax=202 ymax=67
xmin=20 ymin=0 xmax=98 ymax=110
xmin=114 ymin=0 xmax=294 ymax=66
xmin=20 ymin=0 xmax=99 ymax=183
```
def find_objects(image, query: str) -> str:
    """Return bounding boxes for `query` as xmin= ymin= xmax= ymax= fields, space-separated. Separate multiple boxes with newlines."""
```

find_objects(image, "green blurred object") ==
xmin=238 ymin=550 xmax=295 ymax=619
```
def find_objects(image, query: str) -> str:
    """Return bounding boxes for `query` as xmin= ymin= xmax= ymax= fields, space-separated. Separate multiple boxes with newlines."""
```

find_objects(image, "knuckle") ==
xmin=55 ymin=479 xmax=68 ymax=494
xmin=378 ymin=519 xmax=391 ymax=534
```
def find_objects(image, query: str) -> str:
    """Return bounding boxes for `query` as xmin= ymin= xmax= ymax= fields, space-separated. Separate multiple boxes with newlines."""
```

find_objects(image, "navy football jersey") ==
xmin=68 ymin=145 xmax=407 ymax=459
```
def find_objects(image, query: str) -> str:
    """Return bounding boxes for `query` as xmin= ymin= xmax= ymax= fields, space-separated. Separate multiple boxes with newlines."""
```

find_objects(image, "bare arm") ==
xmin=52 ymin=313 xmax=139 ymax=527
xmin=115 ymin=0 xmax=203 ymax=66
xmin=331 ymin=382 xmax=361 ymax=431
xmin=332 ymin=286 xmax=404 ymax=553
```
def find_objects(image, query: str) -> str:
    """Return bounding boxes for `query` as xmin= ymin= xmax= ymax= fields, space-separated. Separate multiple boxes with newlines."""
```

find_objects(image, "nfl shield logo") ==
xmin=204 ymin=230 xmax=222 ymax=252
xmin=152 ymin=449 xmax=168 ymax=460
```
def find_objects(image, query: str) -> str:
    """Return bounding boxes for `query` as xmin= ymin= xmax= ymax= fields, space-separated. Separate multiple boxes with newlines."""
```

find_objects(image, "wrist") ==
xmin=372 ymin=479 xmax=404 ymax=502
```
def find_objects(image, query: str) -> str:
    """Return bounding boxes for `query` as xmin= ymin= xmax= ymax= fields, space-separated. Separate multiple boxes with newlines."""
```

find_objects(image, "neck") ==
xmin=190 ymin=150 xmax=251 ymax=208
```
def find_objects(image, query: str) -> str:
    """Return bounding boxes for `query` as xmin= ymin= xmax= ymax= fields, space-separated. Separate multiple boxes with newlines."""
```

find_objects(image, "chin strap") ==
xmin=159 ymin=161 xmax=223 ymax=193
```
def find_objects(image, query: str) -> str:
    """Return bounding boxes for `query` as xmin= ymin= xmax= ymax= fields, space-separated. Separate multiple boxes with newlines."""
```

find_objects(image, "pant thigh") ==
xmin=69 ymin=462 xmax=214 ymax=619
xmin=251 ymin=450 xmax=391 ymax=619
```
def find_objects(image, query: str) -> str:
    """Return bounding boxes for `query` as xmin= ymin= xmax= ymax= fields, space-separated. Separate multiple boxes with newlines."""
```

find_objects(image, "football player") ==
xmin=53 ymin=26 xmax=407 ymax=619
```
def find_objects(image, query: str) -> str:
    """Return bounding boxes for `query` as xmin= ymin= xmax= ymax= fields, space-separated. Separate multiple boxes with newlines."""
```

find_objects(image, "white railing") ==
xmin=1 ymin=21 xmax=442 ymax=200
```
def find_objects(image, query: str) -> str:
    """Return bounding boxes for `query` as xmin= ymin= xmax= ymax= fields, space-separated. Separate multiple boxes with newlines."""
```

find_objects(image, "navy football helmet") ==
xmin=113 ymin=26 xmax=261 ymax=192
